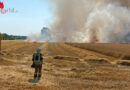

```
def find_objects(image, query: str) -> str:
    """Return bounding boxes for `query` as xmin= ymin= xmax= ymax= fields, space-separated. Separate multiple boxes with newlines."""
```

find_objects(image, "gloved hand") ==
xmin=31 ymin=63 xmax=35 ymax=68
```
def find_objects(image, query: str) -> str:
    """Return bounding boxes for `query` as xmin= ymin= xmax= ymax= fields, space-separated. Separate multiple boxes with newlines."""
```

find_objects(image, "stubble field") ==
xmin=0 ymin=40 xmax=130 ymax=90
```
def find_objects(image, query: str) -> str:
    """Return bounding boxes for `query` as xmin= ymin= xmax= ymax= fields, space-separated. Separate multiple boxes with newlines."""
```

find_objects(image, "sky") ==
xmin=0 ymin=0 xmax=53 ymax=36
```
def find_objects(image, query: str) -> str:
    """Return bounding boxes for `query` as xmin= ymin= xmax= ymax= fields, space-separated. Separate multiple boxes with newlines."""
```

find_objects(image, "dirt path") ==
xmin=0 ymin=42 xmax=130 ymax=90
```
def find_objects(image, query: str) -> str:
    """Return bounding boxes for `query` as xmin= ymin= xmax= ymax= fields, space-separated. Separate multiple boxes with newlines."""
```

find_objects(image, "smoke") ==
xmin=27 ymin=33 xmax=43 ymax=42
xmin=49 ymin=0 xmax=130 ymax=43
xmin=27 ymin=27 xmax=50 ymax=42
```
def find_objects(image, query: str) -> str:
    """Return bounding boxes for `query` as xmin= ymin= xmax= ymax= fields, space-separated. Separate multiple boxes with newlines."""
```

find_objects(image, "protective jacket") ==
xmin=32 ymin=53 xmax=43 ymax=64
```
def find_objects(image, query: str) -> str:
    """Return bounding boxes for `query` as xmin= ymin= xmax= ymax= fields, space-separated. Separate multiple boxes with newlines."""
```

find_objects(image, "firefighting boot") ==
xmin=34 ymin=73 xmax=37 ymax=79
xmin=38 ymin=73 xmax=41 ymax=80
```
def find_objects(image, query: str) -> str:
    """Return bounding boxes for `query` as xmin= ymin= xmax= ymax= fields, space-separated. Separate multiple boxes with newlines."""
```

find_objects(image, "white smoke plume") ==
xmin=49 ymin=0 xmax=130 ymax=43
xmin=27 ymin=27 xmax=50 ymax=42
xmin=27 ymin=33 xmax=43 ymax=42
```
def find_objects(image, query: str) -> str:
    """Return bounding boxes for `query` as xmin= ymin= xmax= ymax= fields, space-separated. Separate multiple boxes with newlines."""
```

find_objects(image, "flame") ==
xmin=93 ymin=40 xmax=98 ymax=44
xmin=45 ymin=40 xmax=49 ymax=43
xmin=58 ymin=40 xmax=62 ymax=44
xmin=27 ymin=40 xmax=31 ymax=43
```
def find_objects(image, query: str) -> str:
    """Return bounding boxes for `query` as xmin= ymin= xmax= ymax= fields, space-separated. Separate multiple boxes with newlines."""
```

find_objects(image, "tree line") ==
xmin=1 ymin=33 xmax=27 ymax=40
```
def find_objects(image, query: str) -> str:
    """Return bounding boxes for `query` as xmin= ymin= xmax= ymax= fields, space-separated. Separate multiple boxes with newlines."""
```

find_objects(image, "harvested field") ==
xmin=117 ymin=60 xmax=130 ymax=66
xmin=67 ymin=43 xmax=130 ymax=60
xmin=0 ymin=41 xmax=130 ymax=90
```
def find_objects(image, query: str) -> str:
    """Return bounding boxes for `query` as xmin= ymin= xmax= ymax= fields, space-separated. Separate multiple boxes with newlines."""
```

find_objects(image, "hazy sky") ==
xmin=0 ymin=0 xmax=53 ymax=36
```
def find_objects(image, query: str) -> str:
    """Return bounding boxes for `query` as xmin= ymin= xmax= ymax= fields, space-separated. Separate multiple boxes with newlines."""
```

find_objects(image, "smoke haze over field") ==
xmin=48 ymin=0 xmax=130 ymax=43
xmin=28 ymin=27 xmax=50 ymax=42
xmin=28 ymin=33 xmax=43 ymax=42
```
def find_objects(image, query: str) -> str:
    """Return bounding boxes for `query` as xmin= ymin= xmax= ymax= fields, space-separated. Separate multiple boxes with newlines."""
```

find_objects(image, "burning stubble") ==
xmin=48 ymin=0 xmax=130 ymax=43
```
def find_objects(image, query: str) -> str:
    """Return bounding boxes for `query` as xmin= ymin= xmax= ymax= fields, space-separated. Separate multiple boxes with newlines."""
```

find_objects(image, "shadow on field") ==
xmin=28 ymin=78 xmax=40 ymax=83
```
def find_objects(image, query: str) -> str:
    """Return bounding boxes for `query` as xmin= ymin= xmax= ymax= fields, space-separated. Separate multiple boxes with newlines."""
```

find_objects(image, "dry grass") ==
xmin=53 ymin=55 xmax=79 ymax=61
xmin=116 ymin=60 xmax=130 ymax=66
xmin=84 ymin=58 xmax=111 ymax=64
xmin=67 ymin=43 xmax=130 ymax=60
xmin=1 ymin=41 xmax=130 ymax=90
xmin=42 ymin=43 xmax=130 ymax=90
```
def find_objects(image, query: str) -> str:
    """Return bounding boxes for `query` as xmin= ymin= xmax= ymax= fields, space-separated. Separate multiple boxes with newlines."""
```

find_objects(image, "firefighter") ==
xmin=32 ymin=48 xmax=43 ymax=80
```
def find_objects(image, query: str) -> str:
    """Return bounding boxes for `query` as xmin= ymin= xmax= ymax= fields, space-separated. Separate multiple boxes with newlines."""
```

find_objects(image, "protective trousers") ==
xmin=34 ymin=63 xmax=42 ymax=79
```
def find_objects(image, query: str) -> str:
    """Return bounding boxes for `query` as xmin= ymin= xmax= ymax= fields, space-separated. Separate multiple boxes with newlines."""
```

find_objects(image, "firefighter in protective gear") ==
xmin=32 ymin=48 xmax=43 ymax=80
